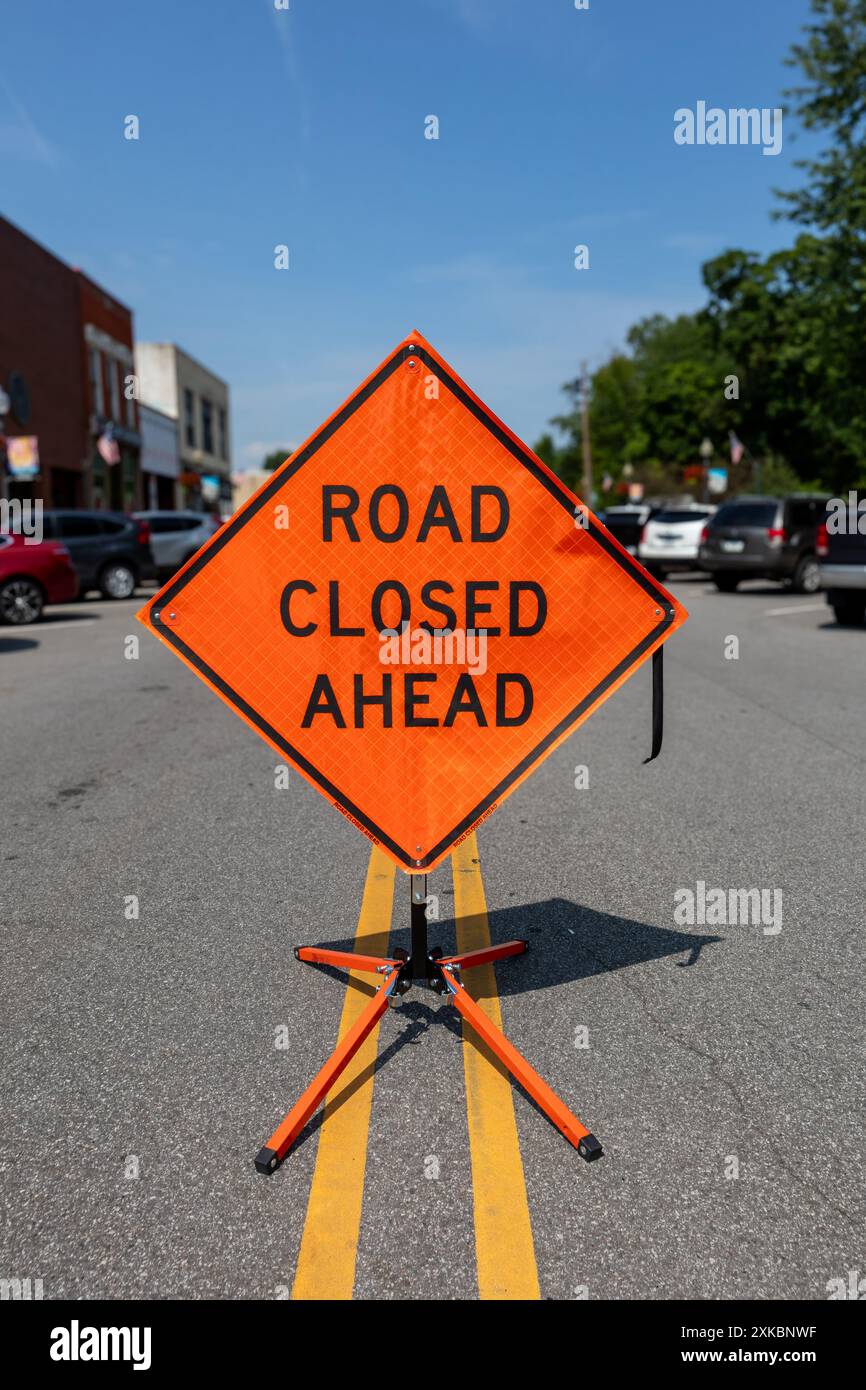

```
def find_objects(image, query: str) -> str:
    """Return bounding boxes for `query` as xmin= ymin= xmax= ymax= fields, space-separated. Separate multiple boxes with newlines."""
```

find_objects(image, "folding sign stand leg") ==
xmin=438 ymin=961 xmax=602 ymax=1160
xmin=253 ymin=964 xmax=401 ymax=1174
xmin=254 ymin=874 xmax=603 ymax=1172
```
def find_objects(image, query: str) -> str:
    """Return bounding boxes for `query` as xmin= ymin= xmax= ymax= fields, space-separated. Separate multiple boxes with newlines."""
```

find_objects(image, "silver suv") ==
xmin=133 ymin=510 xmax=221 ymax=582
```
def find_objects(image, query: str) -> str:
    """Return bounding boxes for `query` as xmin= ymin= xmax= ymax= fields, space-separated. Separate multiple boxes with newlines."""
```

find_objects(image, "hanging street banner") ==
xmin=138 ymin=332 xmax=687 ymax=872
xmin=5 ymin=435 xmax=40 ymax=480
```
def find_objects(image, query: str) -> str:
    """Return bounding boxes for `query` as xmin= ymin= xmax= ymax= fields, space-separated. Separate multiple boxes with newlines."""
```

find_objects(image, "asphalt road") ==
xmin=1 ymin=577 xmax=863 ymax=1300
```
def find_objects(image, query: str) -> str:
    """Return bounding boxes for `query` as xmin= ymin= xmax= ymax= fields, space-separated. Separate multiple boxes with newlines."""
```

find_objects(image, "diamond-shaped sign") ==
xmin=138 ymin=332 xmax=687 ymax=872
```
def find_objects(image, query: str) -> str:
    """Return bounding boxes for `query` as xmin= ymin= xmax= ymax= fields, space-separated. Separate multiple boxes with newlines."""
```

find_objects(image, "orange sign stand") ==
xmin=138 ymin=331 xmax=687 ymax=1172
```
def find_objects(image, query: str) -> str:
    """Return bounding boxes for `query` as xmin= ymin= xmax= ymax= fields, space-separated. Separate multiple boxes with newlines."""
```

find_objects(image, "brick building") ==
xmin=77 ymin=271 xmax=142 ymax=510
xmin=0 ymin=216 xmax=144 ymax=511
xmin=0 ymin=216 xmax=87 ymax=508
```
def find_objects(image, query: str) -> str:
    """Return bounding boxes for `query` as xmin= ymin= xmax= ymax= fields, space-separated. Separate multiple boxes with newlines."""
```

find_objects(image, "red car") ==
xmin=0 ymin=533 xmax=79 ymax=624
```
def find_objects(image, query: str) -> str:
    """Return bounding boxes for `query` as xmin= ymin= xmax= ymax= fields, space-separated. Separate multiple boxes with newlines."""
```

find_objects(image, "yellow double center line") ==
xmin=451 ymin=837 xmax=540 ymax=1300
xmin=291 ymin=835 xmax=539 ymax=1300
xmin=291 ymin=848 xmax=394 ymax=1301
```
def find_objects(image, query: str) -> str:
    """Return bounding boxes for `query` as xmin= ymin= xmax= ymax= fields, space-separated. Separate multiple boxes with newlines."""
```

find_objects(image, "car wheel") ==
xmin=0 ymin=577 xmax=44 ymax=625
xmin=646 ymin=563 xmax=666 ymax=580
xmin=831 ymin=596 xmax=866 ymax=626
xmin=713 ymin=575 xmax=740 ymax=593
xmin=99 ymin=562 xmax=136 ymax=599
xmin=792 ymin=554 xmax=820 ymax=594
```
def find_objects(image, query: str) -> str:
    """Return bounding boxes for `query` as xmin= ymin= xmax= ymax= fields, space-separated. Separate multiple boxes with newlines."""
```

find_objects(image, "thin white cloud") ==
xmin=421 ymin=0 xmax=507 ymax=36
xmin=404 ymin=252 xmax=505 ymax=286
xmin=663 ymin=232 xmax=723 ymax=254
xmin=454 ymin=0 xmax=499 ymax=31
xmin=0 ymin=80 xmax=59 ymax=167
xmin=238 ymin=439 xmax=296 ymax=469
xmin=229 ymin=272 xmax=702 ymax=467
xmin=268 ymin=0 xmax=312 ymax=145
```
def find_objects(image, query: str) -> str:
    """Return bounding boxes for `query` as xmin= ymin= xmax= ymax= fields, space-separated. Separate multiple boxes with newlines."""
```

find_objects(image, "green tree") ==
xmin=539 ymin=0 xmax=866 ymax=494
xmin=777 ymin=0 xmax=866 ymax=242
xmin=577 ymin=354 xmax=643 ymax=476
xmin=700 ymin=0 xmax=866 ymax=487
xmin=772 ymin=0 xmax=866 ymax=481
xmin=533 ymin=432 xmax=572 ymax=482
xmin=542 ymin=315 xmax=727 ymax=496
xmin=701 ymin=238 xmax=862 ymax=487
xmin=263 ymin=448 xmax=293 ymax=471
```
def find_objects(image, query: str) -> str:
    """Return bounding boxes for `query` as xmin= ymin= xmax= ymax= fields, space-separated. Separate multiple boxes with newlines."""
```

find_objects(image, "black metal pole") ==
xmin=410 ymin=874 xmax=428 ymax=979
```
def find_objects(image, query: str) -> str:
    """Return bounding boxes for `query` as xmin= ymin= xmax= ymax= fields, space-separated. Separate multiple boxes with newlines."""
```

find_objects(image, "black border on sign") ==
xmin=150 ymin=342 xmax=676 ymax=869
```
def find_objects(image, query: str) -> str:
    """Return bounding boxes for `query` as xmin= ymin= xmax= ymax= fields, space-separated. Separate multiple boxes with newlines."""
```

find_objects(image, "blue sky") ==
xmin=2 ymin=0 xmax=817 ymax=469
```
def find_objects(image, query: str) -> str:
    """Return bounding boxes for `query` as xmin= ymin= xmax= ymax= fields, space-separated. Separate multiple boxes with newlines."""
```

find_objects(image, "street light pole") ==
xmin=700 ymin=437 xmax=714 ymax=505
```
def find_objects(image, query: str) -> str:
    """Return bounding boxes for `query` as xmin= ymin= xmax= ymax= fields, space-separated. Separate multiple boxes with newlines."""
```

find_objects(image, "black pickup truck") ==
xmin=817 ymin=493 xmax=866 ymax=625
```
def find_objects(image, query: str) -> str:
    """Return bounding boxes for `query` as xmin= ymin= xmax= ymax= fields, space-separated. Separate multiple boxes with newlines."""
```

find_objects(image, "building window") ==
xmin=89 ymin=347 xmax=104 ymax=416
xmin=218 ymin=407 xmax=227 ymax=460
xmin=201 ymin=397 xmax=214 ymax=455
xmin=184 ymin=389 xmax=196 ymax=448
xmin=109 ymin=357 xmax=121 ymax=423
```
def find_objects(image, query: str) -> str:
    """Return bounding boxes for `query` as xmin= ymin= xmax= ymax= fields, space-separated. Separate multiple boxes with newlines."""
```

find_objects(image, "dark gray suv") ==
xmin=40 ymin=510 xmax=154 ymax=599
xmin=698 ymin=495 xmax=830 ymax=593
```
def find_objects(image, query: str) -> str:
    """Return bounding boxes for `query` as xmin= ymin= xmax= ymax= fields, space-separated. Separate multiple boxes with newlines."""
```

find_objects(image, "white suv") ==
xmin=133 ymin=511 xmax=221 ymax=582
xmin=639 ymin=506 xmax=716 ymax=579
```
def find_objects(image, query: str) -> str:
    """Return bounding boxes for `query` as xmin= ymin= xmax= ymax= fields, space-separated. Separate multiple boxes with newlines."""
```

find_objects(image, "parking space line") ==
xmin=30 ymin=620 xmax=97 ymax=632
xmin=452 ymin=835 xmax=541 ymax=1301
xmin=763 ymin=603 xmax=826 ymax=617
xmin=291 ymin=847 xmax=395 ymax=1301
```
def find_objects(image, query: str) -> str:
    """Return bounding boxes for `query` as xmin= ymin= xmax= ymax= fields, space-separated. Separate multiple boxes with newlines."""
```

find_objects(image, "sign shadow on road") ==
xmin=454 ymin=899 xmax=722 ymax=999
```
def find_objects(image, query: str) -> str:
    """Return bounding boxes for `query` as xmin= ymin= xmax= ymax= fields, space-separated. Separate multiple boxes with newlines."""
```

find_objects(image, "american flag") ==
xmin=97 ymin=425 xmax=120 ymax=466
xmin=729 ymin=431 xmax=745 ymax=466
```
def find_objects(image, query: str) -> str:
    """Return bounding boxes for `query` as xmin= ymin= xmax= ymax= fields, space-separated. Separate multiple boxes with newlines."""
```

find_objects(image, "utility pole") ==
xmin=580 ymin=361 xmax=593 ymax=505
xmin=700 ymin=437 xmax=714 ymax=505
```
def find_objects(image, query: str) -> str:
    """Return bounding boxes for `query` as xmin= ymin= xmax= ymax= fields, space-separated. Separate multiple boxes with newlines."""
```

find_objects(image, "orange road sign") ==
xmin=138 ymin=331 xmax=687 ymax=873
